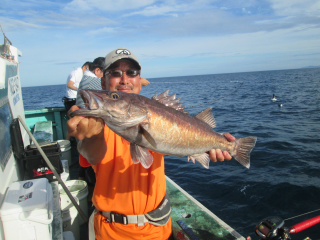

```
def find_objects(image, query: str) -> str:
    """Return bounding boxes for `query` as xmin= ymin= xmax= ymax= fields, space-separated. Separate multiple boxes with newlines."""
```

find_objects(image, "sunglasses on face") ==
xmin=104 ymin=69 xmax=140 ymax=78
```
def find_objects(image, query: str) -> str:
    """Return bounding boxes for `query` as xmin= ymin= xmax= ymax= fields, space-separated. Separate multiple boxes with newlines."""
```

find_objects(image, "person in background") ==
xmin=75 ymin=57 xmax=105 ymax=109
xmin=63 ymin=62 xmax=90 ymax=141
xmin=63 ymin=62 xmax=90 ymax=113
xmin=67 ymin=47 xmax=235 ymax=240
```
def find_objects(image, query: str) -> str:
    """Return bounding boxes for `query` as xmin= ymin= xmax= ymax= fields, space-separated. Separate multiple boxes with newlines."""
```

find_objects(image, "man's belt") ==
xmin=100 ymin=192 xmax=171 ymax=227
xmin=62 ymin=97 xmax=76 ymax=102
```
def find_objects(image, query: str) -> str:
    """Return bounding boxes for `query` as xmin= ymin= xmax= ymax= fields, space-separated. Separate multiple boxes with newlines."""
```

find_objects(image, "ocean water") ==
xmin=22 ymin=68 xmax=320 ymax=239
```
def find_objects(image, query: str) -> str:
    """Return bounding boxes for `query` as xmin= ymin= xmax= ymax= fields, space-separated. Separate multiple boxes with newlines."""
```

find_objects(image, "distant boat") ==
xmin=271 ymin=94 xmax=277 ymax=101
xmin=230 ymin=81 xmax=238 ymax=82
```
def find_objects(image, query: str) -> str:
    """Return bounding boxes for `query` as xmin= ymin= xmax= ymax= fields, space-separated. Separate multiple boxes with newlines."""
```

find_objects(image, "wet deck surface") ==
xmin=166 ymin=176 xmax=244 ymax=240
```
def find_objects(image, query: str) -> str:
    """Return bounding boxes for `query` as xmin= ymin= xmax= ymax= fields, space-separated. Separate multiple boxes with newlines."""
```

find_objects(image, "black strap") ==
xmin=109 ymin=212 xmax=128 ymax=225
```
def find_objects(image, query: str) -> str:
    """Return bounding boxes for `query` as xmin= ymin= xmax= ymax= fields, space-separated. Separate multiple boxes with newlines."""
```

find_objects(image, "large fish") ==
xmin=70 ymin=90 xmax=257 ymax=169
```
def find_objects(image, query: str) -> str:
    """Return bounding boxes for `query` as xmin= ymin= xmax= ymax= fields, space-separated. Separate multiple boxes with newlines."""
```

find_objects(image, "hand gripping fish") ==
xmin=70 ymin=90 xmax=257 ymax=169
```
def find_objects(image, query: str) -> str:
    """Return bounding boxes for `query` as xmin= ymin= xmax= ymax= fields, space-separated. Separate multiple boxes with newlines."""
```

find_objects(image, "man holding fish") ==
xmin=67 ymin=47 xmax=256 ymax=240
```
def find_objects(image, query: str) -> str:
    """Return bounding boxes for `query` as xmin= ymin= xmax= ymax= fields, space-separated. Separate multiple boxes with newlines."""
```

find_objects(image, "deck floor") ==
xmin=166 ymin=176 xmax=244 ymax=240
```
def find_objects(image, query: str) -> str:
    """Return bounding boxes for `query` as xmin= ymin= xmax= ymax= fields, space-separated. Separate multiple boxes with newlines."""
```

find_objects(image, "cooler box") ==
xmin=0 ymin=178 xmax=53 ymax=240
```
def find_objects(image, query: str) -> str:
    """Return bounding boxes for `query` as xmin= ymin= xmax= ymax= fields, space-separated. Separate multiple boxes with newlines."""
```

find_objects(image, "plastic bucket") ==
xmin=57 ymin=140 xmax=72 ymax=166
xmin=61 ymin=160 xmax=69 ymax=173
xmin=61 ymin=160 xmax=70 ymax=183
xmin=59 ymin=180 xmax=88 ymax=225
xmin=61 ymin=196 xmax=80 ymax=240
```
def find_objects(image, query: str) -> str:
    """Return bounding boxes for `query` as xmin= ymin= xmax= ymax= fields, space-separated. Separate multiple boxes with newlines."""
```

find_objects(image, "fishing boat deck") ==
xmin=167 ymin=176 xmax=244 ymax=240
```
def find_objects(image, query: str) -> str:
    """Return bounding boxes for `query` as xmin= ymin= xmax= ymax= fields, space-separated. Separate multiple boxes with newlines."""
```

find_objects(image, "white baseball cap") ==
xmin=104 ymin=47 xmax=141 ymax=70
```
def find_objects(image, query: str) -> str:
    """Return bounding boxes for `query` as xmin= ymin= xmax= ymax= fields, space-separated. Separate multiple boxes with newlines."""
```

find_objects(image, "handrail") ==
xmin=0 ymin=23 xmax=12 ymax=56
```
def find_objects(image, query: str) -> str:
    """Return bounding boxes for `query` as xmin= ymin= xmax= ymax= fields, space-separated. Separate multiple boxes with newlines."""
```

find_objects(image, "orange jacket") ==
xmin=79 ymin=125 xmax=172 ymax=240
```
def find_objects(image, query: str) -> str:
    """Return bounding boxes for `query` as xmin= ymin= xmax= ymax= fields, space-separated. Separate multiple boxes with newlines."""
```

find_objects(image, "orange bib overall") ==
xmin=80 ymin=125 xmax=172 ymax=240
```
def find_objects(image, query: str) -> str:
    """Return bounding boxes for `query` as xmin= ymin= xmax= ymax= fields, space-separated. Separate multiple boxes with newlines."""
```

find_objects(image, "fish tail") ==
xmin=233 ymin=136 xmax=257 ymax=169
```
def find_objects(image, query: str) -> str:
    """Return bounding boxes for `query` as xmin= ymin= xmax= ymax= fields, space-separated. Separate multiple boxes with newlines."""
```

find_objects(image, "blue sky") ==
xmin=1 ymin=0 xmax=320 ymax=87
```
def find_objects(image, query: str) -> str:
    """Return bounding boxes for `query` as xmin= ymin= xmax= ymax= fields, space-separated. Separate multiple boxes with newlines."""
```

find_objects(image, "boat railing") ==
xmin=24 ymin=107 xmax=68 ymax=141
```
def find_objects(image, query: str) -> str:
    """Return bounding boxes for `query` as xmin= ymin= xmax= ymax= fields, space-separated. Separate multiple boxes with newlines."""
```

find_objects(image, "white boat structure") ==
xmin=0 ymin=31 xmax=246 ymax=240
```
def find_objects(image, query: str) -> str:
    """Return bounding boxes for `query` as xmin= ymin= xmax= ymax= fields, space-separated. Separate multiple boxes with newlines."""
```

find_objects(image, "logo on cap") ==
xmin=116 ymin=49 xmax=131 ymax=55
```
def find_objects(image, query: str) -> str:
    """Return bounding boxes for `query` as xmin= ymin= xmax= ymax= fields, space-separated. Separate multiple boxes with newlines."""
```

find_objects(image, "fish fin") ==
xmin=188 ymin=153 xmax=210 ymax=169
xmin=195 ymin=107 xmax=216 ymax=128
xmin=187 ymin=156 xmax=196 ymax=164
xmin=130 ymin=143 xmax=154 ymax=169
xmin=233 ymin=137 xmax=257 ymax=169
xmin=152 ymin=90 xmax=169 ymax=100
xmin=130 ymin=143 xmax=140 ymax=164
xmin=152 ymin=90 xmax=189 ymax=114
xmin=121 ymin=138 xmax=131 ymax=145
xmin=140 ymin=124 xmax=157 ymax=148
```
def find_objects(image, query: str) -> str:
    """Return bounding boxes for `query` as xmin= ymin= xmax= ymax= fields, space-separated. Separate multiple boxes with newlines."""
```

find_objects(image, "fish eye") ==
xmin=110 ymin=92 xmax=119 ymax=99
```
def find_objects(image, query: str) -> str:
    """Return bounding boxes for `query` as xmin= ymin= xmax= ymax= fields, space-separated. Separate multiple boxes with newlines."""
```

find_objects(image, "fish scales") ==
xmin=144 ymin=100 xmax=232 ymax=156
xmin=70 ymin=89 xmax=257 ymax=169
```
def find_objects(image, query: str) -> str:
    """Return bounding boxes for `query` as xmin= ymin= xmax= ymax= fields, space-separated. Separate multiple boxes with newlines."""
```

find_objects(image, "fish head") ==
xmin=70 ymin=90 xmax=148 ymax=129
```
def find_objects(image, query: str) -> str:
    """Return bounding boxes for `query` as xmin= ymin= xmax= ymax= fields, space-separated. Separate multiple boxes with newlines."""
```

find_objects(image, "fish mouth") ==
xmin=69 ymin=90 xmax=104 ymax=117
xmin=80 ymin=90 xmax=102 ymax=110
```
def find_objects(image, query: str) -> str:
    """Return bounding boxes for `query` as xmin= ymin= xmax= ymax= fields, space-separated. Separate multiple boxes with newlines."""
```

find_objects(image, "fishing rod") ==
xmin=254 ymin=214 xmax=320 ymax=240
xmin=186 ymin=81 xmax=244 ymax=109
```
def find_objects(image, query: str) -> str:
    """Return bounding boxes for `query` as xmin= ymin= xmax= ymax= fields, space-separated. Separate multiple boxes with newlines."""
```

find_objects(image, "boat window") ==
xmin=0 ymin=100 xmax=13 ymax=170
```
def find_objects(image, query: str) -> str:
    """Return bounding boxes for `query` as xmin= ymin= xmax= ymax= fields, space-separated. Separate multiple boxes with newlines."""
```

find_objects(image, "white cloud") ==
xmin=242 ymin=8 xmax=251 ymax=14
xmin=123 ymin=0 xmax=216 ymax=17
xmin=124 ymin=4 xmax=187 ymax=17
xmin=0 ymin=17 xmax=47 ymax=32
xmin=1 ymin=11 xmax=116 ymax=31
xmin=138 ymin=26 xmax=320 ymax=61
xmin=254 ymin=16 xmax=294 ymax=25
xmin=136 ymin=25 xmax=320 ymax=78
xmin=64 ymin=0 xmax=156 ymax=12
xmin=269 ymin=0 xmax=320 ymax=16
xmin=86 ymin=27 xmax=115 ymax=35
xmin=63 ymin=0 xmax=91 ymax=12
